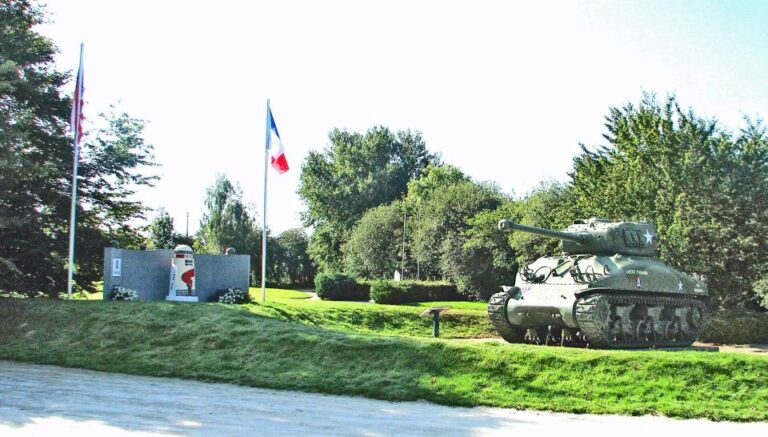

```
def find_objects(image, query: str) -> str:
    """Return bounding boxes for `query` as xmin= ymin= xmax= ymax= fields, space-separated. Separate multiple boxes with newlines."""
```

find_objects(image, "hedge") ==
xmin=314 ymin=273 xmax=370 ymax=301
xmin=699 ymin=309 xmax=768 ymax=344
xmin=370 ymin=280 xmax=465 ymax=304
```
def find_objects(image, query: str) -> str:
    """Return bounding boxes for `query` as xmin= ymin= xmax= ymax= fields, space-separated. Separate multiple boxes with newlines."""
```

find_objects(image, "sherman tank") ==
xmin=488 ymin=218 xmax=709 ymax=349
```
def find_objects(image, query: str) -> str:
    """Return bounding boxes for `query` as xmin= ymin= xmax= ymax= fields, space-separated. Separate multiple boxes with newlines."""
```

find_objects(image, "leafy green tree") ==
xmin=405 ymin=163 xmax=469 ymax=205
xmin=196 ymin=175 xmax=261 ymax=256
xmin=0 ymin=1 xmax=156 ymax=295
xmin=407 ymin=171 xmax=506 ymax=296
xmin=196 ymin=175 xmax=263 ymax=282
xmin=299 ymin=126 xmax=437 ymax=271
xmin=461 ymin=201 xmax=519 ymax=294
xmin=506 ymin=181 xmax=575 ymax=265
xmin=0 ymin=0 xmax=72 ymax=295
xmin=404 ymin=165 xmax=470 ymax=279
xmin=275 ymin=228 xmax=315 ymax=286
xmin=343 ymin=202 xmax=405 ymax=279
xmin=570 ymin=95 xmax=768 ymax=308
xmin=147 ymin=208 xmax=175 ymax=249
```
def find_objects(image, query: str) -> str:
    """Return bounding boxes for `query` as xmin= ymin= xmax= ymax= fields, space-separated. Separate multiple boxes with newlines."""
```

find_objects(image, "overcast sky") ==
xmin=39 ymin=0 xmax=768 ymax=234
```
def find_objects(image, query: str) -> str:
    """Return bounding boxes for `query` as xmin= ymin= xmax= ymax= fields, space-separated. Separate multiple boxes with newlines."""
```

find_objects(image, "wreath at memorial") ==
xmin=214 ymin=287 xmax=250 ymax=304
xmin=109 ymin=286 xmax=138 ymax=301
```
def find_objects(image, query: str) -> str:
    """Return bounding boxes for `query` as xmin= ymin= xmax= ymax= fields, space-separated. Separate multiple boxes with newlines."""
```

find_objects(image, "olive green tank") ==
xmin=488 ymin=218 xmax=709 ymax=349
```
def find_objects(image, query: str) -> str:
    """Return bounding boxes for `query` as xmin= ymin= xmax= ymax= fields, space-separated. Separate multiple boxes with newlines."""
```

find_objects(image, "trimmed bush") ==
xmin=370 ymin=280 xmax=465 ymax=304
xmin=370 ymin=280 xmax=408 ymax=304
xmin=314 ymin=273 xmax=370 ymax=301
xmin=699 ymin=309 xmax=768 ymax=344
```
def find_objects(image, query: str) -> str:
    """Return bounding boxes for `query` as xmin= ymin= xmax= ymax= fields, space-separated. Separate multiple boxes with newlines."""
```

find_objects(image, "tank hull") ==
xmin=488 ymin=254 xmax=709 ymax=349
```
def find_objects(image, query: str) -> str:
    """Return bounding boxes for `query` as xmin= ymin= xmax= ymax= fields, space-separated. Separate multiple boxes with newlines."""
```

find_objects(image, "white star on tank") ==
xmin=644 ymin=230 xmax=654 ymax=245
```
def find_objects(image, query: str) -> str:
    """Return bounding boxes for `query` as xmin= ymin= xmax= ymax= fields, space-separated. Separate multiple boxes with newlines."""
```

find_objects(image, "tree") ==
xmin=265 ymin=229 xmax=316 ymax=286
xmin=196 ymin=175 xmax=263 ymax=282
xmin=404 ymin=165 xmax=471 ymax=279
xmin=427 ymin=182 xmax=505 ymax=297
xmin=147 ymin=208 xmax=175 ymax=249
xmin=405 ymin=167 xmax=506 ymax=296
xmin=461 ymin=201 xmax=519 ymax=296
xmin=570 ymin=95 xmax=768 ymax=308
xmin=342 ymin=202 xmax=405 ymax=279
xmin=299 ymin=126 xmax=437 ymax=271
xmin=196 ymin=175 xmax=261 ymax=256
xmin=0 ymin=0 xmax=72 ymax=295
xmin=0 ymin=1 xmax=156 ymax=295
xmin=506 ymin=181 xmax=575 ymax=265
xmin=75 ymin=109 xmax=158 ymax=286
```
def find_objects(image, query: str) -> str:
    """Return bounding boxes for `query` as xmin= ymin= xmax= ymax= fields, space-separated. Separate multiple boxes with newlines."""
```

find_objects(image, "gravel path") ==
xmin=0 ymin=360 xmax=765 ymax=436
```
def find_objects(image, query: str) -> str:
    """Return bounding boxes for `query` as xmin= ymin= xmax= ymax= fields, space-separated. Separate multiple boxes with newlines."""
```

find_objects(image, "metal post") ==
xmin=261 ymin=100 xmax=270 ymax=303
xmin=432 ymin=311 xmax=440 ymax=338
xmin=66 ymin=43 xmax=84 ymax=300
xmin=401 ymin=208 xmax=406 ymax=279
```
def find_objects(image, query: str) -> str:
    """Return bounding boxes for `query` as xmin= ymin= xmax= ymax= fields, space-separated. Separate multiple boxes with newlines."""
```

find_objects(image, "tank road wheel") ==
xmin=573 ymin=293 xmax=615 ymax=348
xmin=664 ymin=317 xmax=682 ymax=342
xmin=487 ymin=290 xmax=525 ymax=343
xmin=634 ymin=318 xmax=654 ymax=343
xmin=686 ymin=304 xmax=707 ymax=334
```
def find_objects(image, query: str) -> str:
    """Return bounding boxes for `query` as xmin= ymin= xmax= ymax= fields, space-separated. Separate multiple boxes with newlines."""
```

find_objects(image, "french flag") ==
xmin=266 ymin=104 xmax=289 ymax=174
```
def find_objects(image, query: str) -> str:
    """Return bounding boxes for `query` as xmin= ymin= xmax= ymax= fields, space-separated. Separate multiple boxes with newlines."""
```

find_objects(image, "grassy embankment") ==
xmin=244 ymin=288 xmax=494 ymax=338
xmin=1 ymin=292 xmax=767 ymax=422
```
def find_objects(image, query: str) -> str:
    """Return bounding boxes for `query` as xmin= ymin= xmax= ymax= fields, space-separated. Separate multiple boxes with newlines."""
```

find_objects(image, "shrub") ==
xmin=210 ymin=287 xmax=251 ymax=304
xmin=699 ymin=309 xmax=768 ymax=344
xmin=370 ymin=280 xmax=465 ymax=304
xmin=753 ymin=278 xmax=768 ymax=311
xmin=109 ymin=286 xmax=138 ymax=301
xmin=370 ymin=280 xmax=408 ymax=304
xmin=314 ymin=273 xmax=370 ymax=301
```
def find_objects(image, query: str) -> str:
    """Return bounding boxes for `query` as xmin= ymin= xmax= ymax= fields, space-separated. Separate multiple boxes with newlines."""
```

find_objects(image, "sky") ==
xmin=39 ymin=0 xmax=768 ymax=235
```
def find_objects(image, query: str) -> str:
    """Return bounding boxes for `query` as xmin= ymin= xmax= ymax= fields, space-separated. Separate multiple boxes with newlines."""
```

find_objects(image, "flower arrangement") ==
xmin=216 ymin=287 xmax=250 ymax=304
xmin=109 ymin=286 xmax=138 ymax=301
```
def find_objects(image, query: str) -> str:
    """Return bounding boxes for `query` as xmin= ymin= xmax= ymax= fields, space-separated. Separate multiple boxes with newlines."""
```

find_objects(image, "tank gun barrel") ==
xmin=498 ymin=220 xmax=586 ymax=244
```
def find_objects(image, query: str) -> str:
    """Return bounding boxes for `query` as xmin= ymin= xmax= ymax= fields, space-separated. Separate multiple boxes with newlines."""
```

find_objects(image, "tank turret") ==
xmin=498 ymin=217 xmax=658 ymax=256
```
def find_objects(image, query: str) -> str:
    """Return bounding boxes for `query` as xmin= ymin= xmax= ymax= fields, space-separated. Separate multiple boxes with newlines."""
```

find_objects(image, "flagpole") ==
xmin=261 ymin=99 xmax=270 ymax=303
xmin=66 ymin=43 xmax=83 ymax=300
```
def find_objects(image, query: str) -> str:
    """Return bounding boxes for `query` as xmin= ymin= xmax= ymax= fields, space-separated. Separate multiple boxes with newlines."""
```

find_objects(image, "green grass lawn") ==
xmin=1 ymin=296 xmax=767 ymax=422
xmin=245 ymin=287 xmax=494 ymax=338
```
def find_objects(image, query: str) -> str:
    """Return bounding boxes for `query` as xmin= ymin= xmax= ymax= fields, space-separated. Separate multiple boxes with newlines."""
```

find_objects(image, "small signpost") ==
xmin=419 ymin=306 xmax=451 ymax=338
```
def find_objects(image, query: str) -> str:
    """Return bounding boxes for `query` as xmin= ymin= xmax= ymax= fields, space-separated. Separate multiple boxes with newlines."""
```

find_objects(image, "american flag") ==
xmin=70 ymin=45 xmax=84 ymax=145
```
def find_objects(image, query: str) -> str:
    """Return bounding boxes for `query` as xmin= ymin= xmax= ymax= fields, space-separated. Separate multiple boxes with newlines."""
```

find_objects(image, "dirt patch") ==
xmin=452 ymin=337 xmax=768 ymax=356
xmin=694 ymin=342 xmax=768 ymax=355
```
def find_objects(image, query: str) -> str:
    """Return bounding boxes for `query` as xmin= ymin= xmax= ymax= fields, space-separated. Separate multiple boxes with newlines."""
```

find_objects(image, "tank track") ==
xmin=487 ymin=290 xmax=524 ymax=342
xmin=575 ymin=292 xmax=708 ymax=349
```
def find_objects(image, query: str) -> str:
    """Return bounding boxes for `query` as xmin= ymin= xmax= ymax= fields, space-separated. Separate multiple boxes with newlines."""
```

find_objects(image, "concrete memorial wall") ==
xmin=102 ymin=247 xmax=250 ymax=302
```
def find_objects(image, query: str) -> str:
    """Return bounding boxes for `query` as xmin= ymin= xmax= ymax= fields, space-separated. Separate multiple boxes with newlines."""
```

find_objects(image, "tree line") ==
xmin=3 ymin=1 xmax=767 ymax=309
xmin=297 ymin=96 xmax=768 ymax=310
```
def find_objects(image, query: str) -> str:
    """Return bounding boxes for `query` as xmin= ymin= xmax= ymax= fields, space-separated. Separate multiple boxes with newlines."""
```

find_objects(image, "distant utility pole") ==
xmin=186 ymin=212 xmax=189 ymax=237
xmin=401 ymin=208 xmax=407 ymax=280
